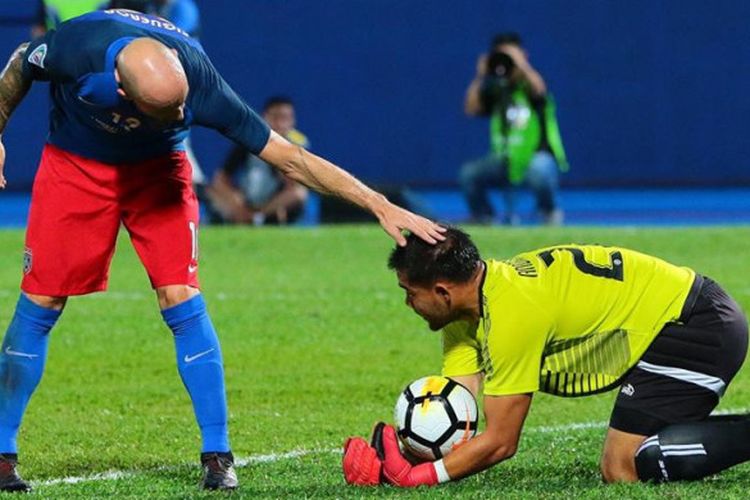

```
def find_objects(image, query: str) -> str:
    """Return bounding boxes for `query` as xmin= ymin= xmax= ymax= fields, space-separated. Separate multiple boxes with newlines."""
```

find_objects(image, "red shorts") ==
xmin=22 ymin=144 xmax=200 ymax=296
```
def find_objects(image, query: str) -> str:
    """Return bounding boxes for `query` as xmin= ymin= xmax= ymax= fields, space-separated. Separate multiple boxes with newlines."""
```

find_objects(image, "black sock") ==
xmin=635 ymin=414 xmax=750 ymax=482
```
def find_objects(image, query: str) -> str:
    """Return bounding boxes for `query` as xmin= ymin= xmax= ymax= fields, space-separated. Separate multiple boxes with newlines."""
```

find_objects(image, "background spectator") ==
xmin=207 ymin=97 xmax=310 ymax=225
xmin=31 ymin=0 xmax=106 ymax=37
xmin=461 ymin=32 xmax=568 ymax=225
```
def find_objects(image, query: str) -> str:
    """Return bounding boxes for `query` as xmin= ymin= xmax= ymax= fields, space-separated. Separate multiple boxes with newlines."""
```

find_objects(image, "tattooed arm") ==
xmin=0 ymin=42 xmax=33 ymax=188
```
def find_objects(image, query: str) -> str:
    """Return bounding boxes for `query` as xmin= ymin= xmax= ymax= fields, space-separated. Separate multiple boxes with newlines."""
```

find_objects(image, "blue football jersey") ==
xmin=22 ymin=9 xmax=270 ymax=164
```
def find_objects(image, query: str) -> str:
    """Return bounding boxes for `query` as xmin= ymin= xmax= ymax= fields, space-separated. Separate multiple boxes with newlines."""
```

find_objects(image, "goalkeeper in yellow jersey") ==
xmin=342 ymin=227 xmax=749 ymax=487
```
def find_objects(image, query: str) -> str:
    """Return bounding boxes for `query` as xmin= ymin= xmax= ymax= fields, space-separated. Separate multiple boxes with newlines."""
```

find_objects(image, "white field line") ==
xmin=37 ymin=470 xmax=132 ymax=487
xmin=35 ymin=448 xmax=335 ymax=487
xmin=529 ymin=421 xmax=606 ymax=433
xmin=32 ymin=406 xmax=749 ymax=488
xmin=527 ymin=406 xmax=749 ymax=435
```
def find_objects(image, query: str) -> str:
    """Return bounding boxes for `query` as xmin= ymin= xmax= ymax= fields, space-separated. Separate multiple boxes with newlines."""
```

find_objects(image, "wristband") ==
xmin=433 ymin=459 xmax=451 ymax=483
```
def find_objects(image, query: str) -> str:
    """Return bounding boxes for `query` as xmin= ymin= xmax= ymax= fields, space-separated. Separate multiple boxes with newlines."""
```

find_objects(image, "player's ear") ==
xmin=434 ymin=283 xmax=452 ymax=306
xmin=114 ymin=68 xmax=129 ymax=99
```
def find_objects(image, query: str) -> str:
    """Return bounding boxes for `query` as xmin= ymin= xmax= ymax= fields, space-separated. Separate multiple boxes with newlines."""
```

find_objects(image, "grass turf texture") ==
xmin=0 ymin=224 xmax=748 ymax=498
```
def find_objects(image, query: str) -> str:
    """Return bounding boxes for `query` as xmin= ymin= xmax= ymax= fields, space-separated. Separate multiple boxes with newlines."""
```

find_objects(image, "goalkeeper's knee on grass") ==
xmin=635 ymin=415 xmax=750 ymax=482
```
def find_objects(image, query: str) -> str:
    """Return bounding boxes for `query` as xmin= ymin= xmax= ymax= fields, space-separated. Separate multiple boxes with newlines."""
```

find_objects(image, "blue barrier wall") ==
xmin=0 ymin=1 xmax=748 ymax=189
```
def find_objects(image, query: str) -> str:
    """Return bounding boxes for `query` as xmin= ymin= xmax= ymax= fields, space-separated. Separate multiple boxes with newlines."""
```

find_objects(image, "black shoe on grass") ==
xmin=0 ymin=454 xmax=31 ymax=493
xmin=201 ymin=451 xmax=238 ymax=490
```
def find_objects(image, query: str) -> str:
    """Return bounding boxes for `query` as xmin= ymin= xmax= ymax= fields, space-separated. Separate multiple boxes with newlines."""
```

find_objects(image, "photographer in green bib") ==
xmin=460 ymin=33 xmax=568 ymax=225
xmin=32 ymin=0 xmax=108 ymax=37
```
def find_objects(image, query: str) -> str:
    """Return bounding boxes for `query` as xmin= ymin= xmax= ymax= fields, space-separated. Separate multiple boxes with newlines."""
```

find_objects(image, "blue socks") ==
xmin=162 ymin=294 xmax=229 ymax=453
xmin=0 ymin=294 xmax=60 ymax=453
xmin=0 ymin=293 xmax=229 ymax=455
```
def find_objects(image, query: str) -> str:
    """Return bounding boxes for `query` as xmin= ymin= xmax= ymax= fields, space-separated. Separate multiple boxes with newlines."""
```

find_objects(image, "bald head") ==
xmin=116 ymin=38 xmax=188 ymax=123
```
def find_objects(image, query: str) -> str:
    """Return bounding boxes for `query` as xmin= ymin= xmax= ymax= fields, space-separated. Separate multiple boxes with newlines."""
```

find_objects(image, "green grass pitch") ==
xmin=0 ymin=224 xmax=748 ymax=498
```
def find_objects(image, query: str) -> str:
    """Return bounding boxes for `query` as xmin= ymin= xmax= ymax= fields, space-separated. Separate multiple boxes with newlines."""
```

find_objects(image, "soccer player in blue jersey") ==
xmin=0 ymin=9 xmax=444 ymax=492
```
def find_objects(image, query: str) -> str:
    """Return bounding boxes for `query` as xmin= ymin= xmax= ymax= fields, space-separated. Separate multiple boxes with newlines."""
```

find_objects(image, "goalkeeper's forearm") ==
xmin=442 ymin=430 xmax=517 ymax=481
xmin=0 ymin=42 xmax=32 ymax=134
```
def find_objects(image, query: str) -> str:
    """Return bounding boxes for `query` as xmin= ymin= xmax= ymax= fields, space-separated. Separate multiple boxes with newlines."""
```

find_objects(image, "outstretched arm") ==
xmin=191 ymin=57 xmax=445 ymax=245
xmin=0 ymin=42 xmax=32 ymax=188
xmin=259 ymin=131 xmax=444 ymax=246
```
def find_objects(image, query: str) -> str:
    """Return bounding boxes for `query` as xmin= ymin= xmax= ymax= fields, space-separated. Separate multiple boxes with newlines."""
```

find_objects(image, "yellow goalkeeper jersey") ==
xmin=441 ymin=244 xmax=698 ymax=397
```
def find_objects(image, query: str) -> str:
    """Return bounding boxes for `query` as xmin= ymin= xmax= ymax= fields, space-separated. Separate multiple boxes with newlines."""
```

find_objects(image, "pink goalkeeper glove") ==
xmin=375 ymin=423 xmax=451 ymax=487
xmin=342 ymin=436 xmax=383 ymax=486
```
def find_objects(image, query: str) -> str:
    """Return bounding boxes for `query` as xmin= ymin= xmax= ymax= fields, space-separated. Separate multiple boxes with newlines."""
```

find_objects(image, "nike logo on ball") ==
xmin=184 ymin=348 xmax=215 ymax=363
xmin=5 ymin=346 xmax=39 ymax=359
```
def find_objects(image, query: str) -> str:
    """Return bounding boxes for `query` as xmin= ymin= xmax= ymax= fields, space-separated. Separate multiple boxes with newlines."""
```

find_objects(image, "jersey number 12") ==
xmin=537 ymin=247 xmax=624 ymax=281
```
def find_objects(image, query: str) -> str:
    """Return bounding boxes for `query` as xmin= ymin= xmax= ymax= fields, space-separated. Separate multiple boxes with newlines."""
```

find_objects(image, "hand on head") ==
xmin=376 ymin=202 xmax=446 ymax=246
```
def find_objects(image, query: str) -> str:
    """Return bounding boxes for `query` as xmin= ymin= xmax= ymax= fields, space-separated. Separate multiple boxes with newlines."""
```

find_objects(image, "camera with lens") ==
xmin=480 ymin=51 xmax=515 ymax=113
xmin=486 ymin=51 xmax=515 ymax=80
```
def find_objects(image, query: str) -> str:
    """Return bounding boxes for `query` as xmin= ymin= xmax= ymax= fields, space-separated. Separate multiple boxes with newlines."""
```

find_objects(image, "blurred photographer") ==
xmin=461 ymin=33 xmax=568 ymax=225
xmin=31 ymin=0 xmax=107 ymax=37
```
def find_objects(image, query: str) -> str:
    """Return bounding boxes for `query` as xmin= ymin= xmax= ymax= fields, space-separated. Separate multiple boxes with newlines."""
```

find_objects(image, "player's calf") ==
xmin=600 ymin=454 xmax=638 ymax=483
xmin=635 ymin=415 xmax=750 ymax=482
xmin=162 ymin=293 xmax=236 ymax=490
xmin=599 ymin=427 xmax=646 ymax=483
xmin=0 ymin=295 xmax=61 ymax=456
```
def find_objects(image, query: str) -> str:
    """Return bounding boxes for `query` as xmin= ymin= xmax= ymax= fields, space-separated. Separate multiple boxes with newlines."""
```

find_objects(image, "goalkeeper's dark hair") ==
xmin=388 ymin=227 xmax=481 ymax=286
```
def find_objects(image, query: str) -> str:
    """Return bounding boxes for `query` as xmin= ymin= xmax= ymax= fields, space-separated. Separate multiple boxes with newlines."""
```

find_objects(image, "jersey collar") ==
xmin=76 ymin=37 xmax=136 ymax=109
xmin=106 ymin=36 xmax=137 ymax=72
xmin=477 ymin=260 xmax=488 ymax=320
